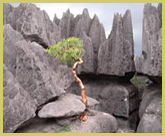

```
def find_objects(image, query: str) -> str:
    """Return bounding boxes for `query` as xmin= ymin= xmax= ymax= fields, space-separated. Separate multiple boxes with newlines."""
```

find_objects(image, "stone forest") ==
xmin=3 ymin=3 xmax=162 ymax=133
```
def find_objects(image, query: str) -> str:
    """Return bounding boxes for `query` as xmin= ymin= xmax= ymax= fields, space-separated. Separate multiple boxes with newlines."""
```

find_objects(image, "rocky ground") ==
xmin=3 ymin=3 xmax=162 ymax=133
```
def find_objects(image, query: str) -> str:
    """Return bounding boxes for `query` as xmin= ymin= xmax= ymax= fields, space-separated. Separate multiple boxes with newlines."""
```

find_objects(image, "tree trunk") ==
xmin=72 ymin=58 xmax=88 ymax=122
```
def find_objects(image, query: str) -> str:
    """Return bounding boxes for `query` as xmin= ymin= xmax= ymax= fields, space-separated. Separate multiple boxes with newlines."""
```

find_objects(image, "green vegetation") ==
xmin=45 ymin=37 xmax=85 ymax=66
xmin=130 ymin=75 xmax=148 ymax=88
xmin=57 ymin=125 xmax=72 ymax=133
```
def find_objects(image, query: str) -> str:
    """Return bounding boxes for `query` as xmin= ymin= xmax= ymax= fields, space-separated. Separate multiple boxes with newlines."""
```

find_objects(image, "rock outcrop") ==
xmin=3 ymin=24 xmax=73 ymax=107
xmin=58 ymin=9 xmax=74 ymax=39
xmin=89 ymin=15 xmax=106 ymax=72
xmin=53 ymin=8 xmax=104 ymax=74
xmin=135 ymin=3 xmax=162 ymax=83
xmin=68 ymin=78 xmax=139 ymax=118
xmin=3 ymin=64 xmax=36 ymax=133
xmin=4 ymin=3 xmax=162 ymax=133
xmin=15 ymin=110 xmax=118 ymax=133
xmin=38 ymin=93 xmax=86 ymax=118
xmin=3 ymin=3 xmax=61 ymax=47
xmin=137 ymin=84 xmax=162 ymax=133
xmin=67 ymin=77 xmax=140 ymax=132
xmin=98 ymin=10 xmax=135 ymax=77
xmin=3 ymin=3 xmax=14 ymax=24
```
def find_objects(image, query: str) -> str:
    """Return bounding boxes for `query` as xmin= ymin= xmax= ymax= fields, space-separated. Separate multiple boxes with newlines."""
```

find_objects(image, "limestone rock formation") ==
xmin=75 ymin=94 xmax=99 ymax=110
xmin=72 ymin=8 xmax=92 ymax=37
xmin=137 ymin=84 xmax=162 ymax=133
xmin=58 ymin=9 xmax=74 ymax=39
xmin=67 ymin=78 xmax=139 ymax=118
xmin=135 ymin=3 xmax=162 ymax=81
xmin=89 ymin=15 xmax=106 ymax=72
xmin=38 ymin=93 xmax=86 ymax=118
xmin=3 ymin=3 xmax=61 ymax=47
xmin=15 ymin=110 xmax=118 ymax=133
xmin=77 ymin=32 xmax=94 ymax=74
xmin=116 ymin=111 xmax=139 ymax=133
xmin=3 ymin=3 xmax=14 ymax=24
xmin=53 ymin=8 xmax=105 ymax=74
xmin=3 ymin=64 xmax=36 ymax=133
xmin=3 ymin=24 xmax=73 ymax=106
xmin=98 ymin=10 xmax=135 ymax=76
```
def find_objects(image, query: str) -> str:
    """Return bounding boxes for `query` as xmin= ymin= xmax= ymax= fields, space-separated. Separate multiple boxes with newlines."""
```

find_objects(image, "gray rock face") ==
xmin=3 ymin=3 xmax=14 ymax=24
xmin=67 ymin=78 xmax=139 ymax=118
xmin=75 ymin=94 xmax=99 ymax=110
xmin=72 ymin=8 xmax=92 ymax=37
xmin=3 ymin=64 xmax=36 ymax=133
xmin=98 ymin=10 xmax=135 ymax=76
xmin=58 ymin=9 xmax=74 ymax=39
xmin=53 ymin=9 xmax=105 ymax=74
xmin=138 ymin=84 xmax=161 ymax=118
xmin=77 ymin=32 xmax=94 ymax=74
xmin=116 ymin=110 xmax=139 ymax=133
xmin=3 ymin=24 xmax=73 ymax=106
xmin=4 ymin=3 xmax=61 ymax=47
xmin=16 ymin=110 xmax=118 ymax=133
xmin=89 ymin=15 xmax=106 ymax=72
xmin=38 ymin=93 xmax=86 ymax=118
xmin=137 ymin=84 xmax=162 ymax=133
xmin=135 ymin=4 xmax=162 ymax=80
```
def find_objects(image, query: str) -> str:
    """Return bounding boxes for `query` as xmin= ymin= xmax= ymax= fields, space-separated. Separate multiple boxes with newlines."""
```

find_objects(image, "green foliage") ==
xmin=45 ymin=37 xmax=85 ymax=65
xmin=130 ymin=75 xmax=148 ymax=88
xmin=57 ymin=125 xmax=72 ymax=133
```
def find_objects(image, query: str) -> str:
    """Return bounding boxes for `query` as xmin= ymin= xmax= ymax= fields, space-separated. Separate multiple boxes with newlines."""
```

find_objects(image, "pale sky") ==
xmin=10 ymin=3 xmax=159 ymax=56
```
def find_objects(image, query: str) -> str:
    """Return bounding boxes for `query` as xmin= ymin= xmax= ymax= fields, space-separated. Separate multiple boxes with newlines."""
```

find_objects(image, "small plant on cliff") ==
xmin=45 ymin=37 xmax=87 ymax=122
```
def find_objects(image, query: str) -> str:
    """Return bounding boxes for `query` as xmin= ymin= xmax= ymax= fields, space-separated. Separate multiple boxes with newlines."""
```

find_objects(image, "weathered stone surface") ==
xmin=116 ymin=110 xmax=139 ymax=133
xmin=15 ymin=110 xmax=118 ymax=133
xmin=67 ymin=78 xmax=139 ymax=118
xmin=138 ymin=84 xmax=162 ymax=118
xmin=3 ymin=64 xmax=36 ymax=133
xmin=4 ymin=3 xmax=61 ymax=47
xmin=53 ymin=13 xmax=60 ymax=26
xmin=89 ymin=15 xmax=106 ymax=72
xmin=3 ymin=3 xmax=14 ymax=25
xmin=3 ymin=24 xmax=72 ymax=106
xmin=53 ymin=8 xmax=99 ymax=74
xmin=75 ymin=94 xmax=99 ymax=110
xmin=135 ymin=4 xmax=162 ymax=80
xmin=77 ymin=32 xmax=94 ymax=74
xmin=38 ymin=93 xmax=86 ymax=118
xmin=137 ymin=85 xmax=162 ymax=133
xmin=98 ymin=10 xmax=135 ymax=76
xmin=136 ymin=84 xmax=162 ymax=133
xmin=72 ymin=8 xmax=92 ymax=37
xmin=58 ymin=9 xmax=74 ymax=39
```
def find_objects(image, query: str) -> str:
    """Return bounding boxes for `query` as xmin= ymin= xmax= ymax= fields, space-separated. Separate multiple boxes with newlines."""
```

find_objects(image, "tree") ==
xmin=45 ymin=37 xmax=88 ymax=122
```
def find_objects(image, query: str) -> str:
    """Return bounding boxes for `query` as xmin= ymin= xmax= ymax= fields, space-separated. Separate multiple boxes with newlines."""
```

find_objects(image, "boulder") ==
xmin=135 ymin=4 xmax=162 ymax=82
xmin=67 ymin=78 xmax=139 ymax=118
xmin=98 ymin=10 xmax=135 ymax=77
xmin=138 ymin=84 xmax=162 ymax=118
xmin=116 ymin=110 xmax=139 ymax=133
xmin=137 ymin=84 xmax=162 ymax=133
xmin=75 ymin=94 xmax=99 ymax=110
xmin=3 ymin=64 xmax=36 ymax=133
xmin=15 ymin=110 xmax=118 ymax=133
xmin=38 ymin=93 xmax=86 ymax=118
xmin=3 ymin=24 xmax=73 ymax=106
xmin=4 ymin=3 xmax=61 ymax=47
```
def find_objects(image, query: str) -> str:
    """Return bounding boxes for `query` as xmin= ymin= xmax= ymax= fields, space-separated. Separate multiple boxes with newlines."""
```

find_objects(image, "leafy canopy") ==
xmin=45 ymin=37 xmax=85 ymax=65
